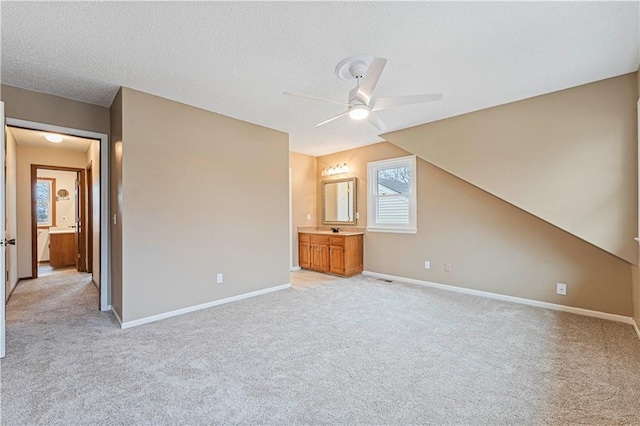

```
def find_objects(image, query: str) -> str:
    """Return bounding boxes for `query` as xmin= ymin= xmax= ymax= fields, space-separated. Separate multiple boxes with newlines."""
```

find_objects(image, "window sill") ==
xmin=366 ymin=227 xmax=417 ymax=234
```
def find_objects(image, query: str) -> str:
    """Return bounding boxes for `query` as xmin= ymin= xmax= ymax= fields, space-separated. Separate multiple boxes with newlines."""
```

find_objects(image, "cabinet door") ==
xmin=329 ymin=245 xmax=345 ymax=275
xmin=50 ymin=233 xmax=76 ymax=268
xmin=311 ymin=244 xmax=330 ymax=272
xmin=299 ymin=241 xmax=311 ymax=269
xmin=317 ymin=244 xmax=330 ymax=272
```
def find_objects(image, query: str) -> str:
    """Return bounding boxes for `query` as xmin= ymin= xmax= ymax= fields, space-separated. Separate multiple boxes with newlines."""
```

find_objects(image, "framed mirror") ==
xmin=322 ymin=177 xmax=357 ymax=225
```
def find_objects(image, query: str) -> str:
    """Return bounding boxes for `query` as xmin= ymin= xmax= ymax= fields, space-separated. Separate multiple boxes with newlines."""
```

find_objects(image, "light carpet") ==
xmin=1 ymin=270 xmax=639 ymax=425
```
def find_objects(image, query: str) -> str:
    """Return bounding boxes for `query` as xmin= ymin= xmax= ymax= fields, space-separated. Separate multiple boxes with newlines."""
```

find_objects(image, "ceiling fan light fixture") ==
xmin=348 ymin=105 xmax=370 ymax=120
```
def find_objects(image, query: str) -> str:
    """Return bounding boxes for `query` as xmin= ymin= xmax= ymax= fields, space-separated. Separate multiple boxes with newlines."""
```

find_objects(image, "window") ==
xmin=367 ymin=155 xmax=417 ymax=233
xmin=36 ymin=178 xmax=56 ymax=227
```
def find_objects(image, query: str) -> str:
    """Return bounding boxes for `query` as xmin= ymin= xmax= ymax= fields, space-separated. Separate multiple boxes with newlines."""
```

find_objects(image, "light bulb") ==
xmin=348 ymin=105 xmax=370 ymax=120
xmin=45 ymin=134 xmax=64 ymax=143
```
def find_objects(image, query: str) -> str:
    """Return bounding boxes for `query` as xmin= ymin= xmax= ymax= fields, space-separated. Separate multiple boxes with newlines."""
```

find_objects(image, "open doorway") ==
xmin=32 ymin=165 xmax=86 ymax=278
xmin=9 ymin=127 xmax=96 ymax=284
xmin=4 ymin=123 xmax=109 ymax=311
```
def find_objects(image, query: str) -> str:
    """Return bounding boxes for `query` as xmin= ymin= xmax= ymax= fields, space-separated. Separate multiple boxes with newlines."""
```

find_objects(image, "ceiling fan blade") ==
xmin=355 ymin=57 xmax=387 ymax=105
xmin=313 ymin=111 xmax=349 ymax=128
xmin=283 ymin=91 xmax=351 ymax=107
xmin=368 ymin=113 xmax=387 ymax=132
xmin=371 ymin=94 xmax=443 ymax=112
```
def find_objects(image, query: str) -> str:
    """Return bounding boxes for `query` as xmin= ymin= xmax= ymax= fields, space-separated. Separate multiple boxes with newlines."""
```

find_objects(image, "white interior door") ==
xmin=1 ymin=101 xmax=7 ymax=358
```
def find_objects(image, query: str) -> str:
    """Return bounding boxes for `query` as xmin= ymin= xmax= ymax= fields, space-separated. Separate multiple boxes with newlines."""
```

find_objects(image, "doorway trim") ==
xmin=86 ymin=160 xmax=93 ymax=275
xmin=289 ymin=167 xmax=293 ymax=271
xmin=6 ymin=118 xmax=110 ymax=312
xmin=31 ymin=165 xmax=86 ymax=277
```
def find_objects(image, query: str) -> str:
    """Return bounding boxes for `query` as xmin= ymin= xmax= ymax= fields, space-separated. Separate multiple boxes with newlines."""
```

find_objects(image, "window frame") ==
xmin=367 ymin=155 xmax=417 ymax=234
xmin=36 ymin=177 xmax=56 ymax=228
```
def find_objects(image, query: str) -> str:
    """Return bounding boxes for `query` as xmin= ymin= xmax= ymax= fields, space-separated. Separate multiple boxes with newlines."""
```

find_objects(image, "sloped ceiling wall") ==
xmin=384 ymin=73 xmax=638 ymax=264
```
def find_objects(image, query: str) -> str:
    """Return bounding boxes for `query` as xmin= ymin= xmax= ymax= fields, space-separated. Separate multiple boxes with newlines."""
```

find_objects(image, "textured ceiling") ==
xmin=9 ymin=126 xmax=95 ymax=153
xmin=1 ymin=2 xmax=638 ymax=156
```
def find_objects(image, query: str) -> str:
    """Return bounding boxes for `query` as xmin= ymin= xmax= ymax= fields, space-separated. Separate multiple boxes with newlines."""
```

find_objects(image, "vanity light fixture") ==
xmin=45 ymin=134 xmax=64 ymax=143
xmin=321 ymin=162 xmax=350 ymax=176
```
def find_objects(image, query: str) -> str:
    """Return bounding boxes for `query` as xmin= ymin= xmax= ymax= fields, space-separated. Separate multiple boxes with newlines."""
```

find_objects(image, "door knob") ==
xmin=0 ymin=239 xmax=15 ymax=247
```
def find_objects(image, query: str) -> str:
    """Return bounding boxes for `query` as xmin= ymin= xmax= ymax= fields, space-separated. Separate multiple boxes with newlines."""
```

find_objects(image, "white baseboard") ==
xmin=119 ymin=283 xmax=291 ymax=329
xmin=633 ymin=318 xmax=640 ymax=340
xmin=110 ymin=305 xmax=123 ymax=327
xmin=290 ymin=266 xmax=301 ymax=272
xmin=362 ymin=271 xmax=634 ymax=325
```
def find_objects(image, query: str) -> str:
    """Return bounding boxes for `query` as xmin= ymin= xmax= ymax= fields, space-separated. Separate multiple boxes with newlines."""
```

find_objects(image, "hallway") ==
xmin=2 ymin=271 xmax=118 ymax=424
xmin=6 ymin=270 xmax=97 ymax=324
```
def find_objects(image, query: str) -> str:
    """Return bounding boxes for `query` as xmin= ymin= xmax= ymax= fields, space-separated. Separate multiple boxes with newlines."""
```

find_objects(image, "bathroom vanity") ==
xmin=49 ymin=229 xmax=76 ymax=268
xmin=298 ymin=230 xmax=363 ymax=277
xmin=298 ymin=176 xmax=363 ymax=277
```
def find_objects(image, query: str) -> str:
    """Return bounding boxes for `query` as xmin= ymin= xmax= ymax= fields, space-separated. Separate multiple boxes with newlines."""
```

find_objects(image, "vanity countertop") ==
xmin=298 ymin=227 xmax=364 ymax=236
xmin=49 ymin=228 xmax=75 ymax=235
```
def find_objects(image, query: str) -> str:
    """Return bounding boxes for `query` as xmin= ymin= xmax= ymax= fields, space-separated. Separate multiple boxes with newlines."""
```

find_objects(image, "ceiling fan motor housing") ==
xmin=348 ymin=86 xmax=368 ymax=106
xmin=336 ymin=55 xmax=374 ymax=81
xmin=337 ymin=55 xmax=376 ymax=106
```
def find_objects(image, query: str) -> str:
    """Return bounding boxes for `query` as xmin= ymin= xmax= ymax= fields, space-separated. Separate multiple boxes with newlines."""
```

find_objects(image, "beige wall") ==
xmin=1 ymin=84 xmax=109 ymax=288
xmin=290 ymin=152 xmax=317 ymax=267
xmin=5 ymin=128 xmax=18 ymax=299
xmin=318 ymin=142 xmax=633 ymax=316
xmin=317 ymin=143 xmax=403 ymax=225
xmin=1 ymin=85 xmax=110 ymax=135
xmin=635 ymin=70 xmax=640 ymax=330
xmin=15 ymin=145 xmax=88 ymax=278
xmin=86 ymin=140 xmax=101 ymax=288
xmin=118 ymin=88 xmax=290 ymax=322
xmin=632 ymin=264 xmax=639 ymax=328
xmin=110 ymin=89 xmax=123 ymax=318
xmin=35 ymin=169 xmax=77 ymax=262
xmin=384 ymin=73 xmax=638 ymax=264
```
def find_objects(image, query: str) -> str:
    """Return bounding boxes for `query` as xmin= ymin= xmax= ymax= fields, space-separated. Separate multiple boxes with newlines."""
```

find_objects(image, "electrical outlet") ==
xmin=556 ymin=283 xmax=567 ymax=296
xmin=306 ymin=213 xmax=311 ymax=220
xmin=424 ymin=261 xmax=430 ymax=269
xmin=217 ymin=273 xmax=223 ymax=284
xmin=356 ymin=212 xmax=360 ymax=219
xmin=444 ymin=263 xmax=451 ymax=272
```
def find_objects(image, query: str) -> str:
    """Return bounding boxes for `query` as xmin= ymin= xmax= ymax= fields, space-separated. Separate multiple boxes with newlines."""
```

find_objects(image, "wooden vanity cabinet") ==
xmin=298 ymin=232 xmax=363 ymax=277
xmin=299 ymin=233 xmax=329 ymax=271
xmin=299 ymin=235 xmax=311 ymax=269
xmin=50 ymin=232 xmax=77 ymax=268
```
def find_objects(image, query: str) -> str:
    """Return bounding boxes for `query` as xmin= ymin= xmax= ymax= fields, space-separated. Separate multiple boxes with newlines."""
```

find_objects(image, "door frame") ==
xmin=289 ymin=167 xmax=293 ymax=271
xmin=6 ymin=118 xmax=110 ymax=312
xmin=31 ymin=165 xmax=86 ymax=276
xmin=86 ymin=161 xmax=93 ymax=274
xmin=1 ymin=102 xmax=6 ymax=358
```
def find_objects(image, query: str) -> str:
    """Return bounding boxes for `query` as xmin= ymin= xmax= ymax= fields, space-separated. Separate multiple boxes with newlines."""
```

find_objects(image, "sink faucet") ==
xmin=331 ymin=227 xmax=340 ymax=233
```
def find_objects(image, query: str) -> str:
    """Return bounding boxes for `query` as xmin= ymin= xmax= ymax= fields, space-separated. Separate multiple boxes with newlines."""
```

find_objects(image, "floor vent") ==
xmin=376 ymin=278 xmax=393 ymax=283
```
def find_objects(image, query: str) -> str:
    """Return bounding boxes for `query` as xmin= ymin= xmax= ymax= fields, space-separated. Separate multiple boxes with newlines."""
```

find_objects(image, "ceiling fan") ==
xmin=284 ymin=55 xmax=443 ymax=131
